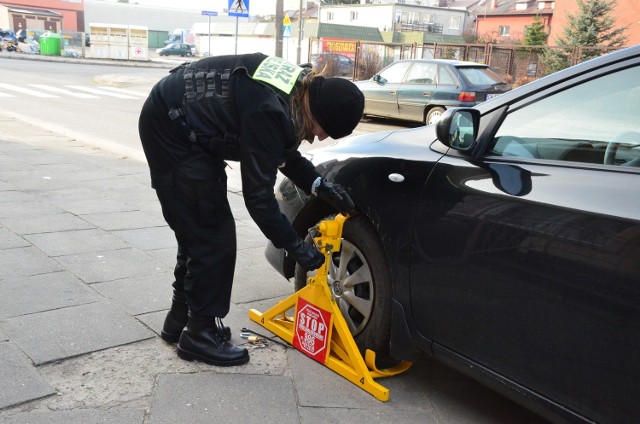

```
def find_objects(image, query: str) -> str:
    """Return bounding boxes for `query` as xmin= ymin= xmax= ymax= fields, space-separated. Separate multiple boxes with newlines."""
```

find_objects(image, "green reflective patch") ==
xmin=252 ymin=56 xmax=303 ymax=94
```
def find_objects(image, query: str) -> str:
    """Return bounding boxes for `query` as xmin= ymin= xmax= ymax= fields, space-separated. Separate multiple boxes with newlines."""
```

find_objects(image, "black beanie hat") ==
xmin=308 ymin=77 xmax=365 ymax=139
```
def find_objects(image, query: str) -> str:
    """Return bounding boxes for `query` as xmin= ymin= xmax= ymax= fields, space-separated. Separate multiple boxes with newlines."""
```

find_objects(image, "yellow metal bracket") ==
xmin=249 ymin=214 xmax=411 ymax=401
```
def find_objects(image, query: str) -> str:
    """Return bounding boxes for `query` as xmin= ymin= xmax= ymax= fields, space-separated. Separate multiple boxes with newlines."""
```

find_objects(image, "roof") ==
xmin=5 ymin=6 xmax=62 ymax=18
xmin=317 ymin=23 xmax=383 ymax=42
xmin=478 ymin=0 xmax=553 ymax=16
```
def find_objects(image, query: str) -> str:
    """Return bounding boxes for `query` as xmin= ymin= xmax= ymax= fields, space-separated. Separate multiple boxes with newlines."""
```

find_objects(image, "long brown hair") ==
xmin=290 ymin=72 xmax=319 ymax=142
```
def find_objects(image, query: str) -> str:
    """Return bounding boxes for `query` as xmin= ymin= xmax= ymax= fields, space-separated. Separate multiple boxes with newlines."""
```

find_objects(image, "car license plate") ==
xmin=486 ymin=93 xmax=500 ymax=100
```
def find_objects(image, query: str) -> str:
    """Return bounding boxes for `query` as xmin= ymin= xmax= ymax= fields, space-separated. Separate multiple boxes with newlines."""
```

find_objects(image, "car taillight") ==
xmin=458 ymin=91 xmax=476 ymax=102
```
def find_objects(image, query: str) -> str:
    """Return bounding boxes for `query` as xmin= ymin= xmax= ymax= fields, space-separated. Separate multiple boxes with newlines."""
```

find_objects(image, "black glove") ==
xmin=287 ymin=238 xmax=324 ymax=272
xmin=314 ymin=178 xmax=356 ymax=216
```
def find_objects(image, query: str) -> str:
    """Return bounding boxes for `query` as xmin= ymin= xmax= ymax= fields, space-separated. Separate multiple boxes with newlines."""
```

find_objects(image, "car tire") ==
xmin=294 ymin=215 xmax=397 ymax=369
xmin=426 ymin=106 xmax=445 ymax=125
xmin=186 ymin=52 xmax=192 ymax=57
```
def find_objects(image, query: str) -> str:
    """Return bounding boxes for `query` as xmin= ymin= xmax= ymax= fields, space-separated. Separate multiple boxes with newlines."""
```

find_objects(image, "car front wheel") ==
xmin=294 ymin=215 xmax=396 ymax=368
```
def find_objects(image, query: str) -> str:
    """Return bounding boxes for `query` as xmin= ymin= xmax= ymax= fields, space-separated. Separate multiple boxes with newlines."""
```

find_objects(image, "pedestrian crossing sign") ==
xmin=228 ymin=0 xmax=249 ymax=17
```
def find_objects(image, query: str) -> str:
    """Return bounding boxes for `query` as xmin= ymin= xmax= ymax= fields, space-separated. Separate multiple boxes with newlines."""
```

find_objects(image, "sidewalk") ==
xmin=0 ymin=57 xmax=547 ymax=424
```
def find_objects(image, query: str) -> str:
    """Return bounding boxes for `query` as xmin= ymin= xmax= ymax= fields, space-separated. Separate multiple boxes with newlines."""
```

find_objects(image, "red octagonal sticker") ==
xmin=294 ymin=297 xmax=332 ymax=363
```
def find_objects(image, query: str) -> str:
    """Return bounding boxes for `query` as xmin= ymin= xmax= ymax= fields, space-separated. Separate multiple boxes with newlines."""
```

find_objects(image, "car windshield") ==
xmin=457 ymin=66 xmax=506 ymax=86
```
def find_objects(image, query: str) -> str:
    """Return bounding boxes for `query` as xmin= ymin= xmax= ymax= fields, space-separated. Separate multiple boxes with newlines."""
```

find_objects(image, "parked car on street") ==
xmin=266 ymin=45 xmax=640 ymax=423
xmin=156 ymin=43 xmax=194 ymax=57
xmin=311 ymin=53 xmax=355 ymax=77
xmin=355 ymin=58 xmax=511 ymax=125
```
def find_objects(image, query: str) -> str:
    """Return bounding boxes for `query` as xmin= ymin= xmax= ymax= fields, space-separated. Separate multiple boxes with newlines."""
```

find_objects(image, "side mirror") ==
xmin=436 ymin=108 xmax=481 ymax=151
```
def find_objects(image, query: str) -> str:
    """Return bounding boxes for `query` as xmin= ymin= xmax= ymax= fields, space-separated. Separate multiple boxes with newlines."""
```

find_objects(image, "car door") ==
xmin=396 ymin=61 xmax=437 ymax=123
xmin=410 ymin=62 xmax=640 ymax=423
xmin=363 ymin=61 xmax=411 ymax=118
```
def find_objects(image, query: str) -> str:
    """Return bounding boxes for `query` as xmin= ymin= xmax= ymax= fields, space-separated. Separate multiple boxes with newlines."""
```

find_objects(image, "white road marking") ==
xmin=65 ymin=85 xmax=138 ymax=99
xmin=29 ymin=84 xmax=99 ymax=98
xmin=0 ymin=83 xmax=58 ymax=98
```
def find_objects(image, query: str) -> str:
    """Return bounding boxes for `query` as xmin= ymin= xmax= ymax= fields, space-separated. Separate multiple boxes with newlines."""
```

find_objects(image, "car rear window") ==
xmin=457 ymin=67 xmax=506 ymax=86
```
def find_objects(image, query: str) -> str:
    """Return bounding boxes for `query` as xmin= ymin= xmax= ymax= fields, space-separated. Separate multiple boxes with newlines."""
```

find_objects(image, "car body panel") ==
xmin=157 ymin=43 xmax=193 ymax=56
xmin=267 ymin=45 xmax=640 ymax=423
xmin=355 ymin=59 xmax=511 ymax=124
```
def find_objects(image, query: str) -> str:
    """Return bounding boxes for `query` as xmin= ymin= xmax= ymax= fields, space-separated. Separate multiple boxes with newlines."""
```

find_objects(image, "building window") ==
xmin=326 ymin=11 xmax=334 ymax=21
xmin=499 ymin=25 xmax=510 ymax=36
xmin=449 ymin=16 xmax=461 ymax=30
xmin=423 ymin=13 xmax=434 ymax=24
xmin=350 ymin=11 xmax=357 ymax=21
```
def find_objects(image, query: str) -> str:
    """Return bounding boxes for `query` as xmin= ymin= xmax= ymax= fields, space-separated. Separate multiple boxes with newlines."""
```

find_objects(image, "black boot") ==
xmin=160 ymin=290 xmax=231 ymax=343
xmin=160 ymin=289 xmax=188 ymax=343
xmin=177 ymin=314 xmax=249 ymax=366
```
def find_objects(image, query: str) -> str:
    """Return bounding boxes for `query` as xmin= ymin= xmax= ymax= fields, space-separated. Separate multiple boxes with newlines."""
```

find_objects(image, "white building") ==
xmin=319 ymin=2 xmax=468 ymax=36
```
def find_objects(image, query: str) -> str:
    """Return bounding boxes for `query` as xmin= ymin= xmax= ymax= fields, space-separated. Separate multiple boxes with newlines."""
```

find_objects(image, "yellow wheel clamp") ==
xmin=249 ymin=213 xmax=412 ymax=401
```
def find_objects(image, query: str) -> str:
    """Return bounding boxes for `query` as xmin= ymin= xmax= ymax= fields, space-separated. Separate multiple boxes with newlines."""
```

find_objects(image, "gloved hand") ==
xmin=287 ymin=238 xmax=324 ymax=272
xmin=313 ymin=178 xmax=356 ymax=216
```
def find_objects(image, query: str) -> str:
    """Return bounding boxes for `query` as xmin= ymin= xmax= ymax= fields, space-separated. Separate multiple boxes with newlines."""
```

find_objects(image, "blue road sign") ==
xmin=202 ymin=10 xmax=218 ymax=16
xmin=228 ymin=0 xmax=249 ymax=17
xmin=283 ymin=25 xmax=291 ymax=37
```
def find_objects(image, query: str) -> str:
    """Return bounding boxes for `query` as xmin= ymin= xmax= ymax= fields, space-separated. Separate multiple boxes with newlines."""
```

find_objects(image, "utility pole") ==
xmin=276 ymin=0 xmax=284 ymax=58
xmin=297 ymin=0 xmax=303 ymax=64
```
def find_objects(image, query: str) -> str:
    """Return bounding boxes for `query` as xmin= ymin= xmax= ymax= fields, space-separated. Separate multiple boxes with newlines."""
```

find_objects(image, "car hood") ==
xmin=307 ymin=125 xmax=444 ymax=166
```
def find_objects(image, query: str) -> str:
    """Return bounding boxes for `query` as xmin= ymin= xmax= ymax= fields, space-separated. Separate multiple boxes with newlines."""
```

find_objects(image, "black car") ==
xmin=311 ymin=53 xmax=355 ymax=77
xmin=355 ymin=59 xmax=511 ymax=125
xmin=266 ymin=45 xmax=640 ymax=423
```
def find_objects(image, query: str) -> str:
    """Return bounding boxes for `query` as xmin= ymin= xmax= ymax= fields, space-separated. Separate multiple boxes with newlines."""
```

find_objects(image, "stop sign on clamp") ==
xmin=249 ymin=214 xmax=412 ymax=402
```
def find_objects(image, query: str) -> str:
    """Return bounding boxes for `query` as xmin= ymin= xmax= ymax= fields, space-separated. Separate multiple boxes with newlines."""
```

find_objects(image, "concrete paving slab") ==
xmin=111 ymin=226 xmax=176 ymax=251
xmin=298 ymin=406 xmax=438 ymax=424
xmin=0 ymin=246 xmax=63 ymax=281
xmin=0 ymin=328 xmax=7 ymax=341
xmin=0 ymin=201 xmax=65 ymax=219
xmin=136 ymin=310 xmax=166 ymax=337
xmin=0 ymin=271 xmax=102 ymax=319
xmin=25 ymin=228 xmax=130 ymax=256
xmin=0 ymin=342 xmax=55 ymax=409
xmin=232 ymin=247 xmax=293 ymax=304
xmin=0 ymin=190 xmax=38 ymax=204
xmin=80 ymin=210 xmax=167 ymax=231
xmin=1 ymin=302 xmax=154 ymax=365
xmin=236 ymin=224 xmax=269 ymax=250
xmin=60 ymin=198 xmax=138 ymax=215
xmin=37 ymin=187 xmax=108 ymax=205
xmin=0 ymin=407 xmax=145 ymax=424
xmin=0 ymin=226 xmax=29 ymax=249
xmin=36 ymin=338 xmax=199 ymax=411
xmin=91 ymin=272 xmax=174 ymax=316
xmin=55 ymin=248 xmax=170 ymax=284
xmin=1 ymin=212 xmax=95 ymax=235
xmin=150 ymin=373 xmax=299 ymax=424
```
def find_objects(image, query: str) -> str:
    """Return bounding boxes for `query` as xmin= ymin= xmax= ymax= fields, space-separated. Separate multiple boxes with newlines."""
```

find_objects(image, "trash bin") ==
xmin=40 ymin=32 xmax=61 ymax=56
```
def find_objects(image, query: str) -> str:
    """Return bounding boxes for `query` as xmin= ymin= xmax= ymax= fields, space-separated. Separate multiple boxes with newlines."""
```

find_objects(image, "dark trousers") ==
xmin=154 ymin=169 xmax=237 ymax=318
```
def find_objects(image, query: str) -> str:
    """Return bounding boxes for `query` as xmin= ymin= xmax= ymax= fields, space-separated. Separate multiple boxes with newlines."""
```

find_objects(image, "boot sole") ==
xmin=160 ymin=330 xmax=180 ymax=344
xmin=177 ymin=347 xmax=250 ymax=367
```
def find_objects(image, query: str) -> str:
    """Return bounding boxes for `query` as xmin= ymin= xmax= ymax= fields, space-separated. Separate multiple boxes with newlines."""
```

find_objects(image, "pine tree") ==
xmin=543 ymin=0 xmax=628 ymax=75
xmin=524 ymin=15 xmax=549 ymax=47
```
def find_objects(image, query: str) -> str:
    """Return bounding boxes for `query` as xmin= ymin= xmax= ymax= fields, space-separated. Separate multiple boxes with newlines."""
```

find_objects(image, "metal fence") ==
xmin=313 ymin=40 xmax=621 ymax=84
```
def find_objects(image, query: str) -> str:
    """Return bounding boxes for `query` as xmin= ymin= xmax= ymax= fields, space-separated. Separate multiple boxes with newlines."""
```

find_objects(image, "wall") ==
xmin=477 ymin=14 xmax=551 ymax=42
xmin=1 ymin=0 xmax=84 ymax=31
xmin=320 ymin=3 xmax=467 ymax=36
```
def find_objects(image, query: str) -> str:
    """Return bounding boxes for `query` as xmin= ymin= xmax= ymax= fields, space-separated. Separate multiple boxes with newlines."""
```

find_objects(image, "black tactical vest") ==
xmin=168 ymin=53 xmax=306 ymax=161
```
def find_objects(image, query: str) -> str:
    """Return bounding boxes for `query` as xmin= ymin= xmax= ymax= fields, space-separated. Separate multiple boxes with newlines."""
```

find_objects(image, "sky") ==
xmin=127 ymin=0 xmax=305 ymax=16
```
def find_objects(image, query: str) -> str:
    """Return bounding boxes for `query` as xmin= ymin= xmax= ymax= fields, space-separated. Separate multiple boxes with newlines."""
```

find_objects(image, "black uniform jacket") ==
xmin=140 ymin=53 xmax=320 ymax=251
